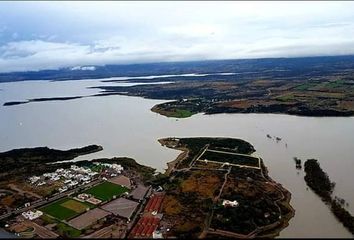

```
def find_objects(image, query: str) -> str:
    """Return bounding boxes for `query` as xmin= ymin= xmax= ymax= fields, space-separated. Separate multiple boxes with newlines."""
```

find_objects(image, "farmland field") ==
xmin=39 ymin=198 xmax=92 ymax=220
xmin=199 ymin=150 xmax=260 ymax=167
xmin=84 ymin=181 xmax=129 ymax=201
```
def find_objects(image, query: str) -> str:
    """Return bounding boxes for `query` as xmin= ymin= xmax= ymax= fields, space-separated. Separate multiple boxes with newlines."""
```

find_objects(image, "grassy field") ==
xmin=56 ymin=222 xmax=81 ymax=237
xmin=171 ymin=109 xmax=195 ymax=118
xmin=294 ymin=83 xmax=318 ymax=91
xmin=61 ymin=199 xmax=89 ymax=212
xmin=39 ymin=197 xmax=92 ymax=221
xmin=84 ymin=181 xmax=129 ymax=201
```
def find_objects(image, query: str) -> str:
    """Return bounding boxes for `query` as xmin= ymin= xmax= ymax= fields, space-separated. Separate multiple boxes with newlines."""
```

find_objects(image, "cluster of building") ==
xmin=94 ymin=162 xmax=124 ymax=172
xmin=21 ymin=210 xmax=43 ymax=220
xmin=28 ymin=163 xmax=124 ymax=194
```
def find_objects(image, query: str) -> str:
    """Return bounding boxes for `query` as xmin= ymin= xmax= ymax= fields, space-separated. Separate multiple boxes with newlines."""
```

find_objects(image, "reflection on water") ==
xmin=0 ymin=79 xmax=353 ymax=238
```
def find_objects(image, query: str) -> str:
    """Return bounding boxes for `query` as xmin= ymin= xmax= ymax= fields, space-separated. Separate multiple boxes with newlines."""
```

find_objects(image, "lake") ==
xmin=0 ymin=78 xmax=353 ymax=238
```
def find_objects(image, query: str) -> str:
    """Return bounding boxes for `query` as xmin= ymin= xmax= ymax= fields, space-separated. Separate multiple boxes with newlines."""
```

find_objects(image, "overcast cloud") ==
xmin=1 ymin=1 xmax=354 ymax=72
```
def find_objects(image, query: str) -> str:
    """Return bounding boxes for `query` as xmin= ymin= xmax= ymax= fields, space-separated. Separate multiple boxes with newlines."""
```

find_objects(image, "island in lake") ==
xmin=0 ymin=137 xmax=294 ymax=238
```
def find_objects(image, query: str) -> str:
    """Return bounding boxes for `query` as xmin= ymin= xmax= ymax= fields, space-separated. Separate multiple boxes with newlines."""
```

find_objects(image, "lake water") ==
xmin=0 ymin=78 xmax=353 ymax=238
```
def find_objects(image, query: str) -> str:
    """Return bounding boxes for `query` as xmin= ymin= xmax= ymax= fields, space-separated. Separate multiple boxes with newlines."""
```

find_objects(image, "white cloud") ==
xmin=1 ymin=1 xmax=354 ymax=72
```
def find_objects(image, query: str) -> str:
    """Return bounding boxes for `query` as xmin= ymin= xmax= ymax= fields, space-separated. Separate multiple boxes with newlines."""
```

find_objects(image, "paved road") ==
xmin=0 ymin=179 xmax=102 ymax=221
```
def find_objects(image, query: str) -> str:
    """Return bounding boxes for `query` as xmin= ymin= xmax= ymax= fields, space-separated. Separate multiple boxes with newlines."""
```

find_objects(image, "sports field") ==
xmin=39 ymin=197 xmax=93 ymax=220
xmin=84 ymin=181 xmax=129 ymax=201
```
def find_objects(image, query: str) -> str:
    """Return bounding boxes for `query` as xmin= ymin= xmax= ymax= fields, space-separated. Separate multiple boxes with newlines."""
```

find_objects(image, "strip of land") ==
xmin=304 ymin=159 xmax=354 ymax=235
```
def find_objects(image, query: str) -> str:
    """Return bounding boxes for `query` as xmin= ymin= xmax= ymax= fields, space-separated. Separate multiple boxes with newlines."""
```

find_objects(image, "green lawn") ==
xmin=39 ymin=197 xmax=92 ymax=221
xmin=171 ymin=109 xmax=195 ymax=118
xmin=294 ymin=83 xmax=318 ymax=91
xmin=84 ymin=181 xmax=129 ymax=201
xmin=275 ymin=94 xmax=295 ymax=102
xmin=56 ymin=223 xmax=81 ymax=238
xmin=90 ymin=164 xmax=105 ymax=173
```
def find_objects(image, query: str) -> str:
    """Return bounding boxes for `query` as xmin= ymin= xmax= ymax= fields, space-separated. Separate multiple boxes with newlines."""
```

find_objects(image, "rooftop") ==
xmin=68 ymin=208 xmax=111 ymax=230
xmin=101 ymin=197 xmax=139 ymax=219
xmin=130 ymin=185 xmax=149 ymax=201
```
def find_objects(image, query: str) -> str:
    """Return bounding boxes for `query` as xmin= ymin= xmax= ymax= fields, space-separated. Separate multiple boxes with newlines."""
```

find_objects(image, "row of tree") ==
xmin=304 ymin=159 xmax=354 ymax=235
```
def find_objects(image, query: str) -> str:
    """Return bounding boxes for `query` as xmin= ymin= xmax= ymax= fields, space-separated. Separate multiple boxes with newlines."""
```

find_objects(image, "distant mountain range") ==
xmin=1 ymin=55 xmax=354 ymax=82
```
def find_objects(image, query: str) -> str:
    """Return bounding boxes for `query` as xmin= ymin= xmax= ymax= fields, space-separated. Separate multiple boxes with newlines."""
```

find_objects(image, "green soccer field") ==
xmin=39 ymin=197 xmax=92 ymax=221
xmin=84 ymin=181 xmax=129 ymax=201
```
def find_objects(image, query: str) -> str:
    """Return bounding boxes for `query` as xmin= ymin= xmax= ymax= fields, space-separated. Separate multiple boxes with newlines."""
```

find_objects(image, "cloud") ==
xmin=1 ymin=1 xmax=354 ymax=72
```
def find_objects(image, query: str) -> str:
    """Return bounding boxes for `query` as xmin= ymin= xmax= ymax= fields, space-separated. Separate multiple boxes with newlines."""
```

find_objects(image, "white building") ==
xmin=222 ymin=200 xmax=239 ymax=208
xmin=71 ymin=165 xmax=79 ymax=171
xmin=69 ymin=181 xmax=78 ymax=187
xmin=55 ymin=168 xmax=64 ymax=173
xmin=51 ymin=176 xmax=60 ymax=181
xmin=59 ymin=186 xmax=68 ymax=193
xmin=22 ymin=210 xmax=43 ymax=220
xmin=153 ymin=230 xmax=163 ymax=239
xmin=29 ymin=176 xmax=40 ymax=184
xmin=64 ymin=179 xmax=71 ymax=184
xmin=37 ymin=181 xmax=46 ymax=186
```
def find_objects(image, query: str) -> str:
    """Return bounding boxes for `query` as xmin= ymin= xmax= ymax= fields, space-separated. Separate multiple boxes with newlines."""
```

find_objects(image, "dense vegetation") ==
xmin=303 ymin=159 xmax=334 ymax=201
xmin=304 ymin=159 xmax=354 ymax=235
xmin=179 ymin=137 xmax=255 ymax=155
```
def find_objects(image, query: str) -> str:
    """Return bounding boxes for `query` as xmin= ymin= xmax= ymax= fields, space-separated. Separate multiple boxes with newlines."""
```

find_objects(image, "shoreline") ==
xmin=158 ymin=137 xmax=295 ymax=238
xmin=158 ymin=138 xmax=189 ymax=176
xmin=151 ymin=103 xmax=354 ymax=119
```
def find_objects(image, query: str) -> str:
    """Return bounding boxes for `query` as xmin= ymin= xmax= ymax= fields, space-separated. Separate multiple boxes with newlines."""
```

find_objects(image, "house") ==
xmin=37 ymin=181 xmax=46 ymax=186
xmin=88 ymin=172 xmax=98 ymax=177
xmin=55 ymin=168 xmax=64 ymax=173
xmin=64 ymin=179 xmax=71 ymax=184
xmin=222 ymin=200 xmax=239 ymax=208
xmin=51 ymin=176 xmax=60 ymax=181
xmin=29 ymin=176 xmax=40 ymax=184
xmin=81 ymin=176 xmax=91 ymax=182
xmin=43 ymin=173 xmax=53 ymax=178
xmin=59 ymin=186 xmax=68 ymax=193
xmin=69 ymin=181 xmax=78 ymax=187
xmin=71 ymin=165 xmax=79 ymax=171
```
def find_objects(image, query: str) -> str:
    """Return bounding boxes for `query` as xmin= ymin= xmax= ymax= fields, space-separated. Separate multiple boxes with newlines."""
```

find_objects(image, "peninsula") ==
xmin=158 ymin=137 xmax=294 ymax=238
xmin=0 ymin=138 xmax=294 ymax=238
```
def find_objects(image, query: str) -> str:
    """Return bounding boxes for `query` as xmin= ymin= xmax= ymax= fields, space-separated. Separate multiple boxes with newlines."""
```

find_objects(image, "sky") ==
xmin=1 ymin=1 xmax=354 ymax=73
